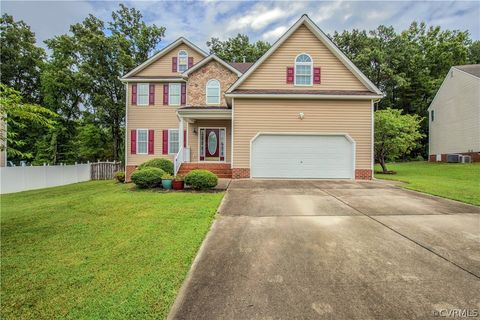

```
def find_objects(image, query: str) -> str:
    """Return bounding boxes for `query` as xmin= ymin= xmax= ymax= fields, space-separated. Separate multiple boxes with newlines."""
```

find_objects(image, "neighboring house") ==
xmin=428 ymin=64 xmax=480 ymax=162
xmin=0 ymin=117 xmax=6 ymax=167
xmin=121 ymin=14 xmax=383 ymax=181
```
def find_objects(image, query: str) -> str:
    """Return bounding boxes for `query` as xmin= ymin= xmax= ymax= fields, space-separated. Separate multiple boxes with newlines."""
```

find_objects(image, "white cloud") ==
xmin=262 ymin=26 xmax=288 ymax=41
xmin=227 ymin=6 xmax=287 ymax=32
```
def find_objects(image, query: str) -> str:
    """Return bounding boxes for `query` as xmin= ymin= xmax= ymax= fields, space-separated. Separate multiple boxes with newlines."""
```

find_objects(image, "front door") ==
xmin=200 ymin=128 xmax=225 ymax=161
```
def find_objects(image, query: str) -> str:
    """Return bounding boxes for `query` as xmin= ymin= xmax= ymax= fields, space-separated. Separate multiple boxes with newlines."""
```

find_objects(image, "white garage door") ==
xmin=251 ymin=134 xmax=354 ymax=179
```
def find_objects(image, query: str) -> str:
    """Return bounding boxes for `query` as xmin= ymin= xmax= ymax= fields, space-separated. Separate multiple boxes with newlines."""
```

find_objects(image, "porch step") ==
xmin=178 ymin=163 xmax=232 ymax=178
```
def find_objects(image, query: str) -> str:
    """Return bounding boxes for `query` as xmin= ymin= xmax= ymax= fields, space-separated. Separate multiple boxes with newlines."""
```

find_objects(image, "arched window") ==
xmin=295 ymin=53 xmax=312 ymax=85
xmin=178 ymin=50 xmax=188 ymax=72
xmin=206 ymin=79 xmax=221 ymax=104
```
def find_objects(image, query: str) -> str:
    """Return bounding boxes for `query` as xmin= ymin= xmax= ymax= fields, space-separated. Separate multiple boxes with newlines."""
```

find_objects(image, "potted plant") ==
xmin=161 ymin=173 xmax=174 ymax=189
xmin=172 ymin=175 xmax=185 ymax=190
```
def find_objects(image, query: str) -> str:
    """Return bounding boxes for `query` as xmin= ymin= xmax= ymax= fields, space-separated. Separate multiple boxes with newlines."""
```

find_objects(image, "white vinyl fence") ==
xmin=0 ymin=163 xmax=91 ymax=194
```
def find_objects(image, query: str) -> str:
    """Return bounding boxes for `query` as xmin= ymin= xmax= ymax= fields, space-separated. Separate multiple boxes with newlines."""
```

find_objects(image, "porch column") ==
xmin=179 ymin=117 xmax=185 ymax=152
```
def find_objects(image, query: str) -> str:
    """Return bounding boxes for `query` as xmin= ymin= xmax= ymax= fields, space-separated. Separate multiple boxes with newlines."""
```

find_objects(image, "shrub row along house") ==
xmin=121 ymin=15 xmax=383 ymax=181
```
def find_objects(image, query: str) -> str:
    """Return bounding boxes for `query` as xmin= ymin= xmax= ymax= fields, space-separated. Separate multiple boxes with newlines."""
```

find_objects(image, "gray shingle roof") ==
xmin=454 ymin=64 xmax=480 ymax=78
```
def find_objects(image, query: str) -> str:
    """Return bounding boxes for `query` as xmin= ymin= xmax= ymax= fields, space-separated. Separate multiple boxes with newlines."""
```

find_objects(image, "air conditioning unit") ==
xmin=447 ymin=154 xmax=461 ymax=163
xmin=460 ymin=155 xmax=472 ymax=163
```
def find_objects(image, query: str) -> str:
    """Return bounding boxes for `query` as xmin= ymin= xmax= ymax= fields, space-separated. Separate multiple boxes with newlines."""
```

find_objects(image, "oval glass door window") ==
xmin=208 ymin=131 xmax=217 ymax=155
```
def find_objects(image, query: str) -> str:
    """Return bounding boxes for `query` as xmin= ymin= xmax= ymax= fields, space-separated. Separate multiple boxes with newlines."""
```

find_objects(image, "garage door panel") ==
xmin=251 ymin=135 xmax=353 ymax=179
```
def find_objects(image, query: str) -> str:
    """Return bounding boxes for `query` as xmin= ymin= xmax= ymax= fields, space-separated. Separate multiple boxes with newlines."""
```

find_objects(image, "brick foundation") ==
xmin=178 ymin=163 xmax=232 ymax=178
xmin=232 ymin=168 xmax=250 ymax=179
xmin=355 ymin=169 xmax=372 ymax=180
xmin=429 ymin=152 xmax=480 ymax=162
xmin=125 ymin=165 xmax=137 ymax=182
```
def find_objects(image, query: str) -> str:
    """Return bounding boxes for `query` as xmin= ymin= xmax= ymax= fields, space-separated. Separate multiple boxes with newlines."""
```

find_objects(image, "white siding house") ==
xmin=428 ymin=64 xmax=480 ymax=162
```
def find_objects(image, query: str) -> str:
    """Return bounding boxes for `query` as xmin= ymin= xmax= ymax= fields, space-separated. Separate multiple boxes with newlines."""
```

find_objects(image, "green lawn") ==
xmin=1 ymin=181 xmax=223 ymax=319
xmin=375 ymin=161 xmax=480 ymax=206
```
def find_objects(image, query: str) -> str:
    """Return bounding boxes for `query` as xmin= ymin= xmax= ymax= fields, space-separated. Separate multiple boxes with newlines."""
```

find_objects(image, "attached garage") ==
xmin=251 ymin=133 xmax=355 ymax=179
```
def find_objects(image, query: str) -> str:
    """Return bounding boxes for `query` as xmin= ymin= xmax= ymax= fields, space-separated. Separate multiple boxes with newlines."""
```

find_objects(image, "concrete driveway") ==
xmin=169 ymin=180 xmax=480 ymax=320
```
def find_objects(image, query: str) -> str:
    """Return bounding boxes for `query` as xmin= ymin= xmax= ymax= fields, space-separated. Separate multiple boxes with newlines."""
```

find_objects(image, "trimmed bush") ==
xmin=131 ymin=168 xmax=165 ymax=188
xmin=114 ymin=171 xmax=125 ymax=183
xmin=185 ymin=170 xmax=218 ymax=190
xmin=138 ymin=158 xmax=174 ymax=175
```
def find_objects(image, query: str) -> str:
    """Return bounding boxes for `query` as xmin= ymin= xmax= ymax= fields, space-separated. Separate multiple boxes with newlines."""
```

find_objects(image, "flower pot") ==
xmin=161 ymin=179 xmax=173 ymax=189
xmin=172 ymin=180 xmax=184 ymax=190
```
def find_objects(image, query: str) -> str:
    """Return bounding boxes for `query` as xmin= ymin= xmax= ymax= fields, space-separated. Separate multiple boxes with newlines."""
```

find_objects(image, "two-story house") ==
xmin=121 ymin=14 xmax=383 ymax=181
xmin=428 ymin=64 xmax=480 ymax=162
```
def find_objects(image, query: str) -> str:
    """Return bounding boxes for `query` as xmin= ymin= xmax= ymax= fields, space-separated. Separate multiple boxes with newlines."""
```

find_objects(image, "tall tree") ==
xmin=41 ymin=5 xmax=165 ymax=162
xmin=207 ymin=34 xmax=270 ymax=62
xmin=0 ymin=84 xmax=56 ymax=159
xmin=0 ymin=14 xmax=45 ymax=103
xmin=468 ymin=40 xmax=480 ymax=63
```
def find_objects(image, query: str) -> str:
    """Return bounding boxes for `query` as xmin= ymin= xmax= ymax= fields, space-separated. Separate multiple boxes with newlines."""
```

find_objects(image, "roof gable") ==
xmin=122 ymin=37 xmax=207 ymax=79
xmin=227 ymin=15 xmax=383 ymax=95
xmin=182 ymin=54 xmax=242 ymax=77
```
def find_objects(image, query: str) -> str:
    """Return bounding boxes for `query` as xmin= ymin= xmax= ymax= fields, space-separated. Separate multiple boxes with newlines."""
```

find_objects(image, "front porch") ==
xmin=174 ymin=107 xmax=232 ymax=177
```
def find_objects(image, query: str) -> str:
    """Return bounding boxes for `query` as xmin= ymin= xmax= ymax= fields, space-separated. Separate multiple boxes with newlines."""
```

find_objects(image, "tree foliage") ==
xmin=0 ymin=84 xmax=56 ymax=159
xmin=207 ymin=34 xmax=270 ymax=62
xmin=374 ymin=108 xmax=424 ymax=173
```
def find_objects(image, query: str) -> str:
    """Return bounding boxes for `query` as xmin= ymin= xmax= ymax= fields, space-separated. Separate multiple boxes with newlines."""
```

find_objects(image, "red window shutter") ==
xmin=149 ymin=84 xmax=155 ymax=105
xmin=314 ymin=67 xmax=321 ymax=84
xmin=181 ymin=83 xmax=186 ymax=105
xmin=188 ymin=57 xmax=194 ymax=68
xmin=148 ymin=130 xmax=154 ymax=154
xmin=286 ymin=67 xmax=294 ymax=84
xmin=131 ymin=129 xmax=137 ymax=154
xmin=162 ymin=130 xmax=168 ymax=154
xmin=184 ymin=130 xmax=187 ymax=147
xmin=131 ymin=84 xmax=137 ymax=105
xmin=163 ymin=84 xmax=169 ymax=105
xmin=172 ymin=57 xmax=178 ymax=72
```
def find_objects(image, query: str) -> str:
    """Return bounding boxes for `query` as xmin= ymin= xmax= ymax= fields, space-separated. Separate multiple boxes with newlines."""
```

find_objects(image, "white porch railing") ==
xmin=174 ymin=147 xmax=190 ymax=175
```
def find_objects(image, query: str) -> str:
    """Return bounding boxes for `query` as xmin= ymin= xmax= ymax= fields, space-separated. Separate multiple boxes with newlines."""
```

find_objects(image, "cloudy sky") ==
xmin=2 ymin=0 xmax=479 ymax=53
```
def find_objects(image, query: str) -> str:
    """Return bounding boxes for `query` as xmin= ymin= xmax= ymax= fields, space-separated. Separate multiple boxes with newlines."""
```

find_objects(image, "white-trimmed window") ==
xmin=295 ymin=53 xmax=313 ymax=86
xmin=137 ymin=129 xmax=148 ymax=154
xmin=169 ymin=83 xmax=181 ymax=106
xmin=168 ymin=129 xmax=179 ymax=154
xmin=178 ymin=50 xmax=188 ymax=72
xmin=137 ymin=83 xmax=149 ymax=106
xmin=206 ymin=79 xmax=220 ymax=105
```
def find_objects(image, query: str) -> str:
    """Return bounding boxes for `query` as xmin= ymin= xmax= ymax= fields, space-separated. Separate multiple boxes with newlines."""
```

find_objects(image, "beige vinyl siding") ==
xmin=187 ymin=119 xmax=231 ymax=163
xmin=429 ymin=68 xmax=480 ymax=155
xmin=126 ymin=83 xmax=181 ymax=165
xmin=136 ymin=43 xmax=204 ymax=77
xmin=239 ymin=25 xmax=367 ymax=91
xmin=233 ymin=99 xmax=372 ymax=169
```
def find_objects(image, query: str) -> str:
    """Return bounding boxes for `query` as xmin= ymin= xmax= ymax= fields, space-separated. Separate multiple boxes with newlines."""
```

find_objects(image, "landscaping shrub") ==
xmin=131 ymin=168 xmax=165 ymax=188
xmin=114 ymin=171 xmax=125 ymax=183
xmin=184 ymin=170 xmax=218 ymax=190
xmin=138 ymin=158 xmax=174 ymax=175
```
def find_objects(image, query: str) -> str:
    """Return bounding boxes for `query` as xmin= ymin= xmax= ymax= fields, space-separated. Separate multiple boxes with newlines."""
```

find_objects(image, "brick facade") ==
xmin=187 ymin=60 xmax=238 ymax=106
xmin=355 ymin=169 xmax=372 ymax=180
xmin=232 ymin=168 xmax=250 ymax=179
xmin=429 ymin=152 xmax=480 ymax=162
xmin=125 ymin=165 xmax=137 ymax=182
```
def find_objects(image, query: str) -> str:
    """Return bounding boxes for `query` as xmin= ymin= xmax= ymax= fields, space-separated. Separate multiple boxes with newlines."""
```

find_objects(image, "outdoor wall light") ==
xmin=193 ymin=128 xmax=197 ymax=134
xmin=299 ymin=112 xmax=305 ymax=120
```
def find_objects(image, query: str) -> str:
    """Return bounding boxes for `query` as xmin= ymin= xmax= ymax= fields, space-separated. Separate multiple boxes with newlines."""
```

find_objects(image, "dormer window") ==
xmin=178 ymin=50 xmax=188 ymax=72
xmin=295 ymin=53 xmax=313 ymax=86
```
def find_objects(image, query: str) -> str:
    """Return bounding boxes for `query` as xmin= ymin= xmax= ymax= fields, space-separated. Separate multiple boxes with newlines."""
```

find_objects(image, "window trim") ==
xmin=168 ymin=128 xmax=179 ymax=155
xmin=177 ymin=50 xmax=188 ymax=72
xmin=136 ymin=128 xmax=149 ymax=155
xmin=137 ymin=83 xmax=149 ymax=106
xmin=168 ymin=83 xmax=181 ymax=106
xmin=294 ymin=53 xmax=313 ymax=87
xmin=206 ymin=79 xmax=221 ymax=105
